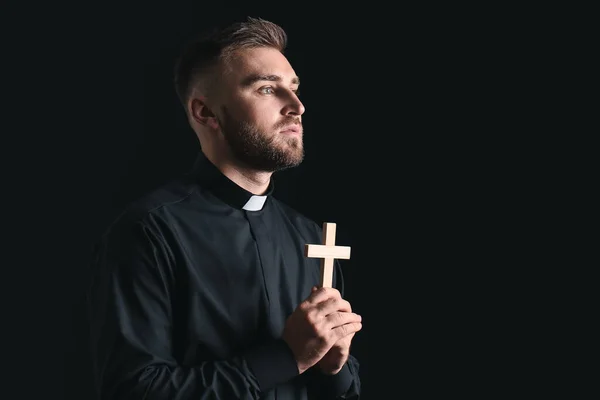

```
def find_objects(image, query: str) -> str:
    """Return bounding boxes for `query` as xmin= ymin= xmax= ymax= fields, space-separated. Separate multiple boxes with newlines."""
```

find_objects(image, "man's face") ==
xmin=216 ymin=47 xmax=305 ymax=172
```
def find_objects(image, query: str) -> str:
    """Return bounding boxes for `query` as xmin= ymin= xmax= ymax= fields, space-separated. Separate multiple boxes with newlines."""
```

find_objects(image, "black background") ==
xmin=3 ymin=3 xmax=547 ymax=399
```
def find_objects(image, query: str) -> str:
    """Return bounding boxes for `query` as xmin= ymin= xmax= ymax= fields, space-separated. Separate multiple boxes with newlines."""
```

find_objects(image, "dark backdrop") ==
xmin=3 ymin=3 xmax=540 ymax=399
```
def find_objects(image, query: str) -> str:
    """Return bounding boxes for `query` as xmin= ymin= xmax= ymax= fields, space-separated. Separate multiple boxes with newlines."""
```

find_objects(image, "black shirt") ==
xmin=87 ymin=151 xmax=361 ymax=399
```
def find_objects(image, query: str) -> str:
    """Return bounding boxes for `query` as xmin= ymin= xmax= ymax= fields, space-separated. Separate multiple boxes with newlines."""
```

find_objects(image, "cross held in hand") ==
xmin=304 ymin=222 xmax=351 ymax=288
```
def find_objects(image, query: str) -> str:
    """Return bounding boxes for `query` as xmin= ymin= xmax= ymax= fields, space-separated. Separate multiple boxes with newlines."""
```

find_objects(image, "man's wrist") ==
xmin=312 ymin=363 xmax=354 ymax=397
xmin=317 ymin=357 xmax=348 ymax=375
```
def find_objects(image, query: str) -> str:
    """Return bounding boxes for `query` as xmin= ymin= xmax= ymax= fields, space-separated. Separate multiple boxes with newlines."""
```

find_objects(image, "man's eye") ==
xmin=259 ymin=87 xmax=275 ymax=94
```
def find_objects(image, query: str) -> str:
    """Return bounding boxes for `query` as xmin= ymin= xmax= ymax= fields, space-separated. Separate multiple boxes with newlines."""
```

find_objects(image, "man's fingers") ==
xmin=324 ymin=298 xmax=351 ymax=313
xmin=316 ymin=297 xmax=351 ymax=316
xmin=326 ymin=312 xmax=362 ymax=329
xmin=332 ymin=321 xmax=363 ymax=340
xmin=306 ymin=287 xmax=341 ymax=304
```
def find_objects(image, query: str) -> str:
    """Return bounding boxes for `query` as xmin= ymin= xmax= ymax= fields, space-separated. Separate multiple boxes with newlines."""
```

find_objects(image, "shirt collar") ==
xmin=188 ymin=151 xmax=274 ymax=211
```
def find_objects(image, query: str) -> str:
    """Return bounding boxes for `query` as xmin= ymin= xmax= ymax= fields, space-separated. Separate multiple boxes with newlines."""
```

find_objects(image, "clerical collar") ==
xmin=189 ymin=151 xmax=274 ymax=211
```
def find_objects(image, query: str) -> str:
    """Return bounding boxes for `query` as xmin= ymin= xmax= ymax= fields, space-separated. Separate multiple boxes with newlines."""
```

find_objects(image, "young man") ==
xmin=87 ymin=17 xmax=362 ymax=399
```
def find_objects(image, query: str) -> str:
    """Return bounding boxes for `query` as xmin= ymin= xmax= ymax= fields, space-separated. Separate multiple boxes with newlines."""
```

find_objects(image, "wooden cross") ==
xmin=304 ymin=222 xmax=351 ymax=288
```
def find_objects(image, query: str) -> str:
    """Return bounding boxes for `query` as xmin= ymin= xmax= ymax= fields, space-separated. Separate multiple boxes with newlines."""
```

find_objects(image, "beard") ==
xmin=218 ymin=106 xmax=304 ymax=172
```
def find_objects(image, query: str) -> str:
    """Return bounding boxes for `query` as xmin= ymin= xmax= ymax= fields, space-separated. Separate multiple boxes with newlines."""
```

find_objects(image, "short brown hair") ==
xmin=173 ymin=17 xmax=288 ymax=109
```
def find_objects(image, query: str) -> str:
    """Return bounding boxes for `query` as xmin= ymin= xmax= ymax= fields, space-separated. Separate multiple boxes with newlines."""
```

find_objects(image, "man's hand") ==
xmin=316 ymin=332 xmax=355 ymax=375
xmin=313 ymin=287 xmax=359 ymax=375
xmin=282 ymin=286 xmax=362 ymax=374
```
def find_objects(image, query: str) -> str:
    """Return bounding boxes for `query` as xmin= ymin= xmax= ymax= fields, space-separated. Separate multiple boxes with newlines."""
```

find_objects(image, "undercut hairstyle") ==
xmin=173 ymin=17 xmax=288 ymax=111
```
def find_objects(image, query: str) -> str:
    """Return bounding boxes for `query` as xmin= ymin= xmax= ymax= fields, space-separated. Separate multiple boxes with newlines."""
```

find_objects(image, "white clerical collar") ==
xmin=242 ymin=195 xmax=267 ymax=211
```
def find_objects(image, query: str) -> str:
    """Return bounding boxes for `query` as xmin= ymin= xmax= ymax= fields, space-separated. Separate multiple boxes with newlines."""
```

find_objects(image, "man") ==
xmin=87 ymin=17 xmax=362 ymax=399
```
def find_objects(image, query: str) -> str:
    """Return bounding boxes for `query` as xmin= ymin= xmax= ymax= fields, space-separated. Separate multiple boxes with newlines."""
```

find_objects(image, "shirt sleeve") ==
xmin=305 ymin=355 xmax=361 ymax=399
xmin=86 ymin=215 xmax=299 ymax=400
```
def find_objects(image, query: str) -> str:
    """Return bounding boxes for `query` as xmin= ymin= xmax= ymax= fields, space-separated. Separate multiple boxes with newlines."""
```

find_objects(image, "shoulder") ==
xmin=269 ymin=196 xmax=322 ymax=237
xmin=127 ymin=177 xmax=196 ymax=220
xmin=98 ymin=176 xmax=197 ymax=245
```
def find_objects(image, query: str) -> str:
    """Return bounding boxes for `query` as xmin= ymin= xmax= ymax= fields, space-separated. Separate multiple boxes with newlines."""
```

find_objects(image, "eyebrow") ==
xmin=241 ymin=74 xmax=300 ymax=87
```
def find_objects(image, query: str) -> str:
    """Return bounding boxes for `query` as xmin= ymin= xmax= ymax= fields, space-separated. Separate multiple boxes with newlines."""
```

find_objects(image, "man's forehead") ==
xmin=226 ymin=47 xmax=298 ymax=83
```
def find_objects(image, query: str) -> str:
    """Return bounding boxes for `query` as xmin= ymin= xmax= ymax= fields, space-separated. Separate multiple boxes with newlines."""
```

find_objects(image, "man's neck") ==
xmin=203 ymin=150 xmax=272 ymax=195
xmin=219 ymin=163 xmax=272 ymax=195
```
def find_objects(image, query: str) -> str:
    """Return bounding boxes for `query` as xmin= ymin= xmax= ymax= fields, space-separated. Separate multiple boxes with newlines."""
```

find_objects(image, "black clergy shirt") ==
xmin=87 ymin=151 xmax=361 ymax=400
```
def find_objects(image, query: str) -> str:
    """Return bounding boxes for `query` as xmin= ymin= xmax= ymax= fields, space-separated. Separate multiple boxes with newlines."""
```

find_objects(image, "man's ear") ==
xmin=189 ymin=97 xmax=219 ymax=130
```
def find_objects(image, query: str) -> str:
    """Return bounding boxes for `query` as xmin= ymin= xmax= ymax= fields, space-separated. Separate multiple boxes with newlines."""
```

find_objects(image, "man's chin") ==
xmin=238 ymin=153 xmax=303 ymax=172
xmin=280 ymin=145 xmax=304 ymax=165
xmin=271 ymin=152 xmax=304 ymax=172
